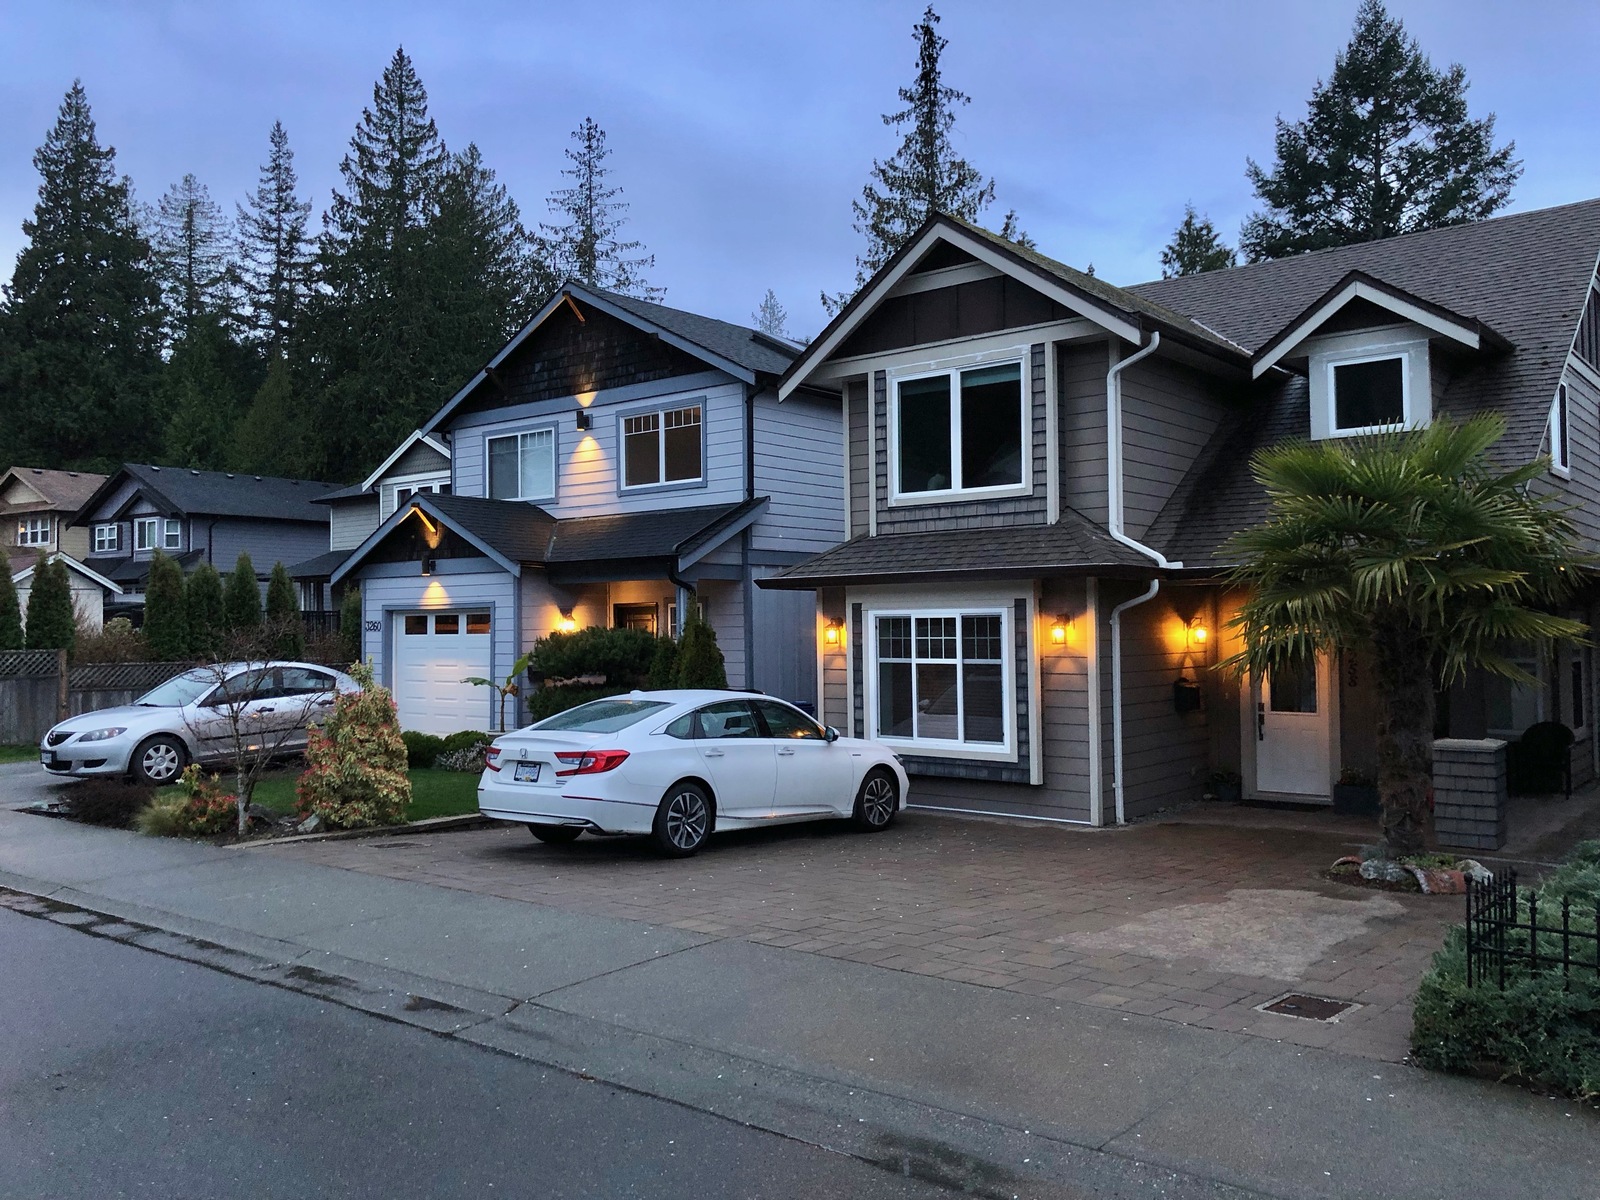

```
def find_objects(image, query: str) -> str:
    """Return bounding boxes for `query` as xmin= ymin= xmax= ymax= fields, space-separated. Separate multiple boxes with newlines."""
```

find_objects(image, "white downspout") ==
xmin=1104 ymin=331 xmax=1182 ymax=824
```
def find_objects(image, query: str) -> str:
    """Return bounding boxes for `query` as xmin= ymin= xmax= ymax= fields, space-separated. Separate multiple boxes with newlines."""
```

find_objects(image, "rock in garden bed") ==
xmin=1327 ymin=852 xmax=1492 ymax=894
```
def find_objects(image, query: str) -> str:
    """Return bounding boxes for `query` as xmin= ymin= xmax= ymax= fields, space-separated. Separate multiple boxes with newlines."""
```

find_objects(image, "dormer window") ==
xmin=1308 ymin=333 xmax=1430 ymax=441
xmin=1332 ymin=357 xmax=1405 ymax=432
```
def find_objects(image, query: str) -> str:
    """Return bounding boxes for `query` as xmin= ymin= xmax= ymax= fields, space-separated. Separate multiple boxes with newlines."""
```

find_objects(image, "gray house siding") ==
xmin=389 ymin=441 xmax=451 ymax=480
xmin=1555 ymin=365 xmax=1600 ymax=550
xmin=1118 ymin=358 xmax=1232 ymax=541
xmin=1059 ymin=341 xmax=1110 ymax=525
xmin=208 ymin=519 xmax=330 ymax=577
xmin=847 ymin=379 xmax=871 ymax=534
xmin=750 ymin=572 xmax=817 ymax=706
xmin=750 ymin=389 xmax=844 ymax=556
xmin=329 ymin=499 xmax=382 ymax=552
xmin=816 ymin=588 xmax=848 ymax=728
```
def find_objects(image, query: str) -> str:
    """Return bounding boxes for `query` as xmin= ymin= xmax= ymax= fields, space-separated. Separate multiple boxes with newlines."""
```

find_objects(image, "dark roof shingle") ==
xmin=585 ymin=287 xmax=798 ymax=377
xmin=93 ymin=465 xmax=340 ymax=524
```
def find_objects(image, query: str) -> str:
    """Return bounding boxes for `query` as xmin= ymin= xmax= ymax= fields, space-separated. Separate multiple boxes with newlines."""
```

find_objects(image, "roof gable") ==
xmin=0 ymin=467 xmax=108 ymax=512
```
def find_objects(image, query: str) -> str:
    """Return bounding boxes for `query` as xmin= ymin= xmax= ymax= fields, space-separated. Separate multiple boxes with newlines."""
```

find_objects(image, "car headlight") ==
xmin=75 ymin=727 xmax=128 ymax=743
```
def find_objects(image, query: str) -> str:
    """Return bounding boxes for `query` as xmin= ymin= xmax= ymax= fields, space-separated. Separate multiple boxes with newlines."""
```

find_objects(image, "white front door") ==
xmin=393 ymin=611 xmax=493 ymax=734
xmin=1252 ymin=656 xmax=1334 ymax=798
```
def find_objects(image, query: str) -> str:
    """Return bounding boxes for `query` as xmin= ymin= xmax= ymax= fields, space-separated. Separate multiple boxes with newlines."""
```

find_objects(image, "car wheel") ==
xmin=852 ymin=768 xmax=898 ymax=832
xmin=132 ymin=735 xmax=187 ymax=786
xmin=652 ymin=782 xmax=712 ymax=857
xmin=528 ymin=825 xmax=582 ymax=844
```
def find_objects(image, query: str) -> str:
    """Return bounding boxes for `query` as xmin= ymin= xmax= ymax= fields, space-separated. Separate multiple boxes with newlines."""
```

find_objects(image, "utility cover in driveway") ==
xmin=393 ymin=611 xmax=490 ymax=734
xmin=1258 ymin=993 xmax=1358 ymax=1021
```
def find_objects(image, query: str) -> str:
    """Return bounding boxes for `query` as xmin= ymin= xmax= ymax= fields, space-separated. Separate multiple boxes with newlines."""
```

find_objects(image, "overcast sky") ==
xmin=3 ymin=1 xmax=1598 ymax=339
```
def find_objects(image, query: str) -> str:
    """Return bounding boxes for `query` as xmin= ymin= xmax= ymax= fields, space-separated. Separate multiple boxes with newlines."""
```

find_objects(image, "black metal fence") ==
xmin=301 ymin=610 xmax=342 ymax=639
xmin=1465 ymin=871 xmax=1600 ymax=989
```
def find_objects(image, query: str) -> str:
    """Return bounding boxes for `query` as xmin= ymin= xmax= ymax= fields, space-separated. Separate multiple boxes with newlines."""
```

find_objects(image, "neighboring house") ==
xmin=290 ymin=430 xmax=452 ymax=612
xmin=762 ymin=203 xmax=1600 ymax=825
xmin=1 ymin=466 xmax=107 ymax=562
xmin=332 ymin=282 xmax=840 ymax=734
xmin=71 ymin=464 xmax=339 ymax=604
xmin=12 ymin=553 xmax=123 ymax=632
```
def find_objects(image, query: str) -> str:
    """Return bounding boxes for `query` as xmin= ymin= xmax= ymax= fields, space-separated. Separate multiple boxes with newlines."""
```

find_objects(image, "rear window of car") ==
xmin=532 ymin=698 xmax=671 ymax=734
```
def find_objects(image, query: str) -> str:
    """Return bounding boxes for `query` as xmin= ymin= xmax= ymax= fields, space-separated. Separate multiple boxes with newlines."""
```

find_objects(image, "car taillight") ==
xmin=484 ymin=746 xmax=502 ymax=772
xmin=554 ymin=749 xmax=629 ymax=777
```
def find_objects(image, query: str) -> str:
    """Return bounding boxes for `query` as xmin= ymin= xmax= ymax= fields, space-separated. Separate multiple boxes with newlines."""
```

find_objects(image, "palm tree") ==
xmin=1225 ymin=415 xmax=1589 ymax=855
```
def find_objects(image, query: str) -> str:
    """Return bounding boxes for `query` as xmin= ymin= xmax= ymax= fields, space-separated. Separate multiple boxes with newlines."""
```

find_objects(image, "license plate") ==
xmin=513 ymin=762 xmax=541 ymax=783
xmin=40 ymin=752 xmax=55 ymax=768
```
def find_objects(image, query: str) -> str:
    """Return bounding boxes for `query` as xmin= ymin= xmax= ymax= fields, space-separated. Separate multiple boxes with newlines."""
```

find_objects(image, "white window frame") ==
xmin=92 ymin=523 xmax=119 ymax=553
xmin=1550 ymin=383 xmax=1571 ymax=478
xmin=865 ymin=604 xmax=1015 ymax=760
xmin=619 ymin=402 xmax=705 ymax=492
xmin=888 ymin=353 xmax=1031 ymax=504
xmin=383 ymin=473 xmax=452 ymax=519
xmin=485 ymin=428 xmax=556 ymax=502
xmin=133 ymin=517 xmax=179 ymax=552
xmin=16 ymin=516 xmax=52 ymax=547
xmin=162 ymin=518 xmax=181 ymax=550
xmin=1485 ymin=647 xmax=1546 ymax=741
xmin=1307 ymin=330 xmax=1431 ymax=441
xmin=133 ymin=517 xmax=158 ymax=551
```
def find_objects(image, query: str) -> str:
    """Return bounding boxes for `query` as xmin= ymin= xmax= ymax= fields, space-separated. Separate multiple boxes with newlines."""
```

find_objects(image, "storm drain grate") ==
xmin=1256 ymin=993 xmax=1358 ymax=1022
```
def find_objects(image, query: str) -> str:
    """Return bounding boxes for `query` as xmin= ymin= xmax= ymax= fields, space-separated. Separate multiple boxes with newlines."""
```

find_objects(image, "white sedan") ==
xmin=478 ymin=690 xmax=909 ymax=856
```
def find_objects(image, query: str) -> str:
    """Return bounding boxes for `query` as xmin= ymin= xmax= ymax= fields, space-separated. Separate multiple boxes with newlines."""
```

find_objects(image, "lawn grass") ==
xmin=162 ymin=767 xmax=480 ymax=824
xmin=0 ymin=744 xmax=42 ymax=764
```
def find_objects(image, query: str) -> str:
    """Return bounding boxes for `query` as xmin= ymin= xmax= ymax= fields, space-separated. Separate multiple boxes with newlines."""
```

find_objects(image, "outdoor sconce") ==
xmin=1050 ymin=615 xmax=1073 ymax=646
xmin=419 ymin=555 xmax=435 ymax=577
xmin=823 ymin=620 xmax=842 ymax=647
xmin=558 ymin=609 xmax=577 ymax=634
xmin=1187 ymin=617 xmax=1209 ymax=651
xmin=575 ymin=409 xmax=592 ymax=432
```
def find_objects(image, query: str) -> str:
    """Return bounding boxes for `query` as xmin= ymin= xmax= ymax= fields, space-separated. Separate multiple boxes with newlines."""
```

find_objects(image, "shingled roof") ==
xmin=588 ymin=288 xmax=798 ymax=378
xmin=78 ymin=464 xmax=339 ymax=525
xmin=0 ymin=467 xmax=108 ymax=514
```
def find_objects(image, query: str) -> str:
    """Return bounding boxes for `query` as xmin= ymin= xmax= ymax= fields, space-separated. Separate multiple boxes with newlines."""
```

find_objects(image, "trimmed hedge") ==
xmin=401 ymin=729 xmax=492 ymax=768
xmin=1411 ymin=841 xmax=1600 ymax=1100
xmin=531 ymin=626 xmax=658 ymax=683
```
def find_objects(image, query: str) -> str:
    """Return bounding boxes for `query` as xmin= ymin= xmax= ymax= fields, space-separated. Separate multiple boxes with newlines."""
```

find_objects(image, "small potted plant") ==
xmin=1204 ymin=770 xmax=1242 ymax=803
xmin=1333 ymin=766 xmax=1380 ymax=816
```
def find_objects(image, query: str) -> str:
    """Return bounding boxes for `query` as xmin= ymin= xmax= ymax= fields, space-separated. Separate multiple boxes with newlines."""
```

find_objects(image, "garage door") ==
xmin=393 ymin=611 xmax=492 ymax=734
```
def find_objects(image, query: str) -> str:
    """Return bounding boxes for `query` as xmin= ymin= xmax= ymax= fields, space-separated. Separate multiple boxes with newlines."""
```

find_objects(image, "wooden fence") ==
xmin=0 ymin=651 xmax=192 ymax=745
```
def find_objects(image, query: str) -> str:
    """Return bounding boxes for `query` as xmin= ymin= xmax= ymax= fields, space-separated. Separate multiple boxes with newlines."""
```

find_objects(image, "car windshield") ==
xmin=136 ymin=669 xmax=220 ymax=708
xmin=532 ymin=698 xmax=671 ymax=734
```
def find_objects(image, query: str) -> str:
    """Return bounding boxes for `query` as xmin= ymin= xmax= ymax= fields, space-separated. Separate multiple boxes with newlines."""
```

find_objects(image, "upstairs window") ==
xmin=1310 ymin=336 xmax=1428 ymax=441
xmin=487 ymin=429 xmax=555 ymax=501
xmin=17 ymin=516 xmax=51 ymax=547
xmin=1551 ymin=384 xmax=1570 ymax=474
xmin=623 ymin=403 xmax=703 ymax=488
xmin=134 ymin=517 xmax=181 ymax=551
xmin=93 ymin=524 xmax=119 ymax=553
xmin=894 ymin=362 xmax=1024 ymax=498
xmin=1332 ymin=357 xmax=1405 ymax=433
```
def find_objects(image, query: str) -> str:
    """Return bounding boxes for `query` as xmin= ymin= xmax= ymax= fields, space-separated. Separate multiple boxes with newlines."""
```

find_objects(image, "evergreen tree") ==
xmin=1161 ymin=204 xmax=1237 ymax=277
xmin=185 ymin=559 xmax=225 ymax=658
xmin=236 ymin=120 xmax=313 ymax=349
xmin=1241 ymin=0 xmax=1521 ymax=261
xmin=149 ymin=172 xmax=235 ymax=344
xmin=338 ymin=586 xmax=363 ymax=664
xmin=0 ymin=547 xmax=22 ymax=651
xmin=162 ymin=314 xmax=245 ymax=469
xmin=540 ymin=117 xmax=663 ymax=301
xmin=675 ymin=607 xmax=727 ymax=689
xmin=230 ymin=354 xmax=310 ymax=476
xmin=828 ymin=6 xmax=998 ymax=313
xmin=224 ymin=553 xmax=262 ymax=632
xmin=645 ymin=634 xmax=680 ymax=689
xmin=753 ymin=289 xmax=788 ymax=338
xmin=998 ymin=209 xmax=1036 ymax=251
xmin=0 ymin=82 xmax=163 ymax=471
xmin=24 ymin=555 xmax=76 ymax=654
xmin=265 ymin=561 xmax=303 ymax=658
xmin=143 ymin=550 xmax=189 ymax=661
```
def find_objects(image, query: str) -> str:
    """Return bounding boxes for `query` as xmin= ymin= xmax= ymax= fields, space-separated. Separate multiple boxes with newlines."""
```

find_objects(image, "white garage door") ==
xmin=393 ymin=611 xmax=492 ymax=734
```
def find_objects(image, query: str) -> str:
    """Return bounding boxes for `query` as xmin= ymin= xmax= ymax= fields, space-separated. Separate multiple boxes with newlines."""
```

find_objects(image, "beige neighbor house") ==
xmin=1 ymin=467 xmax=119 ymax=630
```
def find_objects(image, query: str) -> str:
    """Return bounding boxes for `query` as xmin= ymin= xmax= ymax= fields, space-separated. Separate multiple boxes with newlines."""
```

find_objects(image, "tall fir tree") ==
xmin=0 ymin=547 xmax=22 ymax=651
xmin=1241 ymin=0 xmax=1520 ymax=261
xmin=828 ymin=6 xmax=1000 ymax=313
xmin=184 ymin=559 xmax=225 ymax=658
xmin=224 ymin=552 xmax=262 ymax=632
xmin=1161 ymin=205 xmax=1237 ymax=277
xmin=236 ymin=120 xmax=313 ymax=350
xmin=230 ymin=354 xmax=309 ymax=476
xmin=24 ymin=555 xmax=76 ymax=654
xmin=540 ymin=117 xmax=663 ymax=301
xmin=162 ymin=314 xmax=253 ymax=470
xmin=142 ymin=550 xmax=189 ymax=661
xmin=0 ymin=82 xmax=163 ymax=472
xmin=752 ymin=289 xmax=789 ymax=338
xmin=149 ymin=172 xmax=235 ymax=344
xmin=265 ymin=560 xmax=303 ymax=658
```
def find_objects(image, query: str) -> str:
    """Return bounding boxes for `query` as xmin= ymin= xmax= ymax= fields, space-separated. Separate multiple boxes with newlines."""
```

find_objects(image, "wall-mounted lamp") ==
xmin=420 ymin=555 xmax=435 ymax=577
xmin=1187 ymin=617 xmax=1209 ymax=651
xmin=557 ymin=609 xmax=577 ymax=634
xmin=823 ymin=620 xmax=842 ymax=647
xmin=1050 ymin=615 xmax=1073 ymax=646
xmin=575 ymin=409 xmax=592 ymax=432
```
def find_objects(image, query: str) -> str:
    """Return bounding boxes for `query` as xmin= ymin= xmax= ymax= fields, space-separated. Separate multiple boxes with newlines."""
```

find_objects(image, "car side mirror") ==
xmin=824 ymin=726 xmax=840 ymax=743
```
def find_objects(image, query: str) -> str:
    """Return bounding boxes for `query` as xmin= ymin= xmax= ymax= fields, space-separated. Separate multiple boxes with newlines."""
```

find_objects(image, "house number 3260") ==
xmin=364 ymin=620 xmax=381 ymax=632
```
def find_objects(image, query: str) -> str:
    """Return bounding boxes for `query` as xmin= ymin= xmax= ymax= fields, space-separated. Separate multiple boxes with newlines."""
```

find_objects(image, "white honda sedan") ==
xmin=478 ymin=690 xmax=909 ymax=856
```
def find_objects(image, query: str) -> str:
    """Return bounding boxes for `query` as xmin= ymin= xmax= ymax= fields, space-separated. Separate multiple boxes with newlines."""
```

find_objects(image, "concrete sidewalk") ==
xmin=2 ymin=764 xmax=1595 ymax=1200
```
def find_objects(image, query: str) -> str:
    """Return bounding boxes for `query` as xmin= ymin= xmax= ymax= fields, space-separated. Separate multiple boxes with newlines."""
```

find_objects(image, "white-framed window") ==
xmin=92 ymin=523 xmax=119 ymax=553
xmin=1550 ymin=383 xmax=1570 ymax=476
xmin=891 ymin=360 xmax=1026 ymax=500
xmin=385 ymin=476 xmax=452 ymax=518
xmin=486 ymin=429 xmax=555 ymax=501
xmin=1329 ymin=353 xmax=1407 ymax=434
xmin=16 ymin=516 xmax=51 ymax=547
xmin=868 ymin=607 xmax=1012 ymax=755
xmin=1308 ymin=333 xmax=1430 ymax=441
xmin=622 ymin=403 xmax=703 ymax=489
xmin=134 ymin=517 xmax=181 ymax=552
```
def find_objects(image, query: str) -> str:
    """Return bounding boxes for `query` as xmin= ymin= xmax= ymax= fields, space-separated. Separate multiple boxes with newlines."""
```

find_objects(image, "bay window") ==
xmin=623 ymin=403 xmax=702 ymax=488
xmin=872 ymin=609 xmax=1009 ymax=751
xmin=894 ymin=361 xmax=1024 ymax=498
xmin=134 ymin=517 xmax=181 ymax=551
xmin=487 ymin=429 xmax=555 ymax=501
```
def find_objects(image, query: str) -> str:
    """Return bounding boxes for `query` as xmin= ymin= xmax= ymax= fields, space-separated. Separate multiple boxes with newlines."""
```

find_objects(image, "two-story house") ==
xmin=763 ymin=203 xmax=1600 ymax=826
xmin=2 ymin=466 xmax=124 ymax=629
xmin=73 ymin=464 xmax=339 ymax=605
xmin=331 ymin=282 xmax=841 ymax=735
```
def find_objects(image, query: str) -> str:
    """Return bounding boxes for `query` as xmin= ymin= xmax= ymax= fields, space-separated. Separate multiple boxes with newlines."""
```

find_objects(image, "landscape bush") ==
xmin=295 ymin=661 xmax=410 ymax=828
xmin=531 ymin=625 xmax=658 ymax=685
xmin=63 ymin=778 xmax=154 ymax=827
xmin=527 ymin=684 xmax=628 ymax=723
xmin=73 ymin=616 xmax=148 ymax=664
xmin=675 ymin=608 xmax=727 ymax=689
xmin=1411 ymin=841 xmax=1600 ymax=1099
xmin=155 ymin=764 xmax=239 ymax=836
xmin=401 ymin=730 xmax=447 ymax=769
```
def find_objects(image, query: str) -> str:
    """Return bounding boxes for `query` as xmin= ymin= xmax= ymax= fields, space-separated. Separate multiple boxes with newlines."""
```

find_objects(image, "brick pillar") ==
xmin=1432 ymin=738 xmax=1507 ymax=852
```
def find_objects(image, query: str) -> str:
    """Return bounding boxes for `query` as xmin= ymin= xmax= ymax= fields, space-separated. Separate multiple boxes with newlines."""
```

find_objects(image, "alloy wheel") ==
xmin=860 ymin=774 xmax=896 ymax=827
xmin=664 ymin=789 xmax=708 ymax=850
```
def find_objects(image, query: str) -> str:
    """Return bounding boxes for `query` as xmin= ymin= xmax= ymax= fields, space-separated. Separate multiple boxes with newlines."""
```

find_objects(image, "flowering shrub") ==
xmin=138 ymin=764 xmax=237 ymax=836
xmin=295 ymin=661 xmax=410 ymax=829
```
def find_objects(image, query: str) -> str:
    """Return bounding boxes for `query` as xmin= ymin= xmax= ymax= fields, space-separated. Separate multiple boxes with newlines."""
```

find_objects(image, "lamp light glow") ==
xmin=1187 ymin=617 xmax=1209 ymax=649
xmin=823 ymin=620 xmax=842 ymax=646
xmin=558 ymin=609 xmax=577 ymax=634
xmin=1050 ymin=615 xmax=1072 ymax=645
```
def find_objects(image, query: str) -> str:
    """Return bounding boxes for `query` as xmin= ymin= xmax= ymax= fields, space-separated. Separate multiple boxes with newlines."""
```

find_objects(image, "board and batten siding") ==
xmin=750 ymin=572 xmax=818 ymax=705
xmin=750 ymin=390 xmax=845 ymax=556
xmin=816 ymin=588 xmax=848 ymax=727
xmin=1553 ymin=364 xmax=1600 ymax=552
xmin=450 ymin=377 xmax=746 ymax=517
xmin=1118 ymin=357 xmax=1232 ymax=541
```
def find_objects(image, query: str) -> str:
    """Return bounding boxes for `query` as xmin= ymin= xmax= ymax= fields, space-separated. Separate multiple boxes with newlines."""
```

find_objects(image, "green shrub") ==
xmin=338 ymin=587 xmax=362 ymax=664
xmin=401 ymin=730 xmax=447 ymax=769
xmin=295 ymin=661 xmax=410 ymax=828
xmin=25 ymin=554 xmax=76 ymax=654
xmin=143 ymin=550 xmax=189 ymax=661
xmin=185 ymin=560 xmax=226 ymax=658
xmin=0 ymin=545 xmax=22 ymax=651
xmin=159 ymin=764 xmax=238 ymax=836
xmin=63 ymin=779 xmax=154 ymax=827
xmin=646 ymin=636 xmax=680 ymax=688
xmin=74 ymin=616 xmax=147 ymax=664
xmin=531 ymin=625 xmax=657 ymax=684
xmin=676 ymin=608 xmax=727 ymax=689
xmin=441 ymin=729 xmax=491 ymax=753
xmin=135 ymin=792 xmax=188 ymax=837
xmin=528 ymin=684 xmax=628 ymax=723
xmin=224 ymin=553 xmax=261 ymax=631
xmin=265 ymin=562 xmax=304 ymax=659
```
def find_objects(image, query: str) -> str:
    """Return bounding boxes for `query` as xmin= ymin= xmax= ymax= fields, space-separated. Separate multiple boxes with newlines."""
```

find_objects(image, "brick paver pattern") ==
xmin=281 ymin=812 xmax=1456 ymax=1061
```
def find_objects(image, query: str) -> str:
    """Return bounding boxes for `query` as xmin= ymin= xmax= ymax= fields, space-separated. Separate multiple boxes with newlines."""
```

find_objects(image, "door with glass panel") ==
xmin=1252 ymin=656 xmax=1333 ymax=797
xmin=875 ymin=613 xmax=1007 ymax=749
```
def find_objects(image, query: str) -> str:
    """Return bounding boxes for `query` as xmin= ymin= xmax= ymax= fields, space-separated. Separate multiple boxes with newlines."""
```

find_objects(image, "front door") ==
xmin=1252 ymin=656 xmax=1333 ymax=798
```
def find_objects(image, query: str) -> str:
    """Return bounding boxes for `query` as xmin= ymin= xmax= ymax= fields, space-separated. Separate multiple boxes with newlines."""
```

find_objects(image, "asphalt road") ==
xmin=0 ymin=910 xmax=971 ymax=1200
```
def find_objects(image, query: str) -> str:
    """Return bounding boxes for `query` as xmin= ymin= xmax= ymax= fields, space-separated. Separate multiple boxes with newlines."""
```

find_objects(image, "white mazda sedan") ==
xmin=478 ymin=690 xmax=909 ymax=856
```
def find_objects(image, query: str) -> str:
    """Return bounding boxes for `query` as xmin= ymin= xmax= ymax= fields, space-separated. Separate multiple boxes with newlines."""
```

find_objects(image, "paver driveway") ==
xmin=279 ymin=810 xmax=1458 ymax=1061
